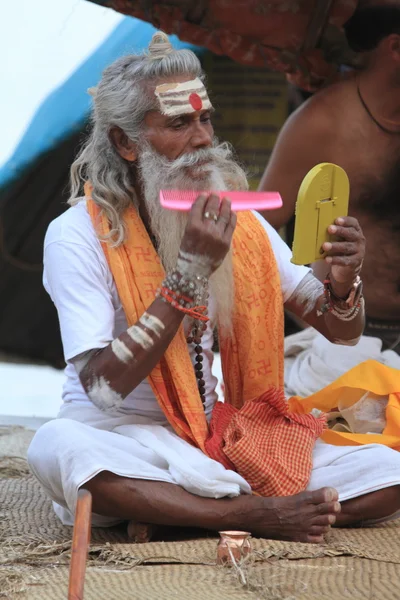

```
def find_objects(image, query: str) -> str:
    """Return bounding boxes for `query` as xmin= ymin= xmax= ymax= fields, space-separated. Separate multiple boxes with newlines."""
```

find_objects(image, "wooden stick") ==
xmin=68 ymin=489 xmax=92 ymax=600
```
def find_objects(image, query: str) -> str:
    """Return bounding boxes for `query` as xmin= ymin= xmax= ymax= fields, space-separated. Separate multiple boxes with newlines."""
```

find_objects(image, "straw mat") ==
xmin=1 ymin=426 xmax=400 ymax=599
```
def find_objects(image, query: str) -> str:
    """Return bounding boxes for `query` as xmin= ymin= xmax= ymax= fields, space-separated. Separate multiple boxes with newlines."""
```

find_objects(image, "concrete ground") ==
xmin=0 ymin=361 xmax=64 ymax=429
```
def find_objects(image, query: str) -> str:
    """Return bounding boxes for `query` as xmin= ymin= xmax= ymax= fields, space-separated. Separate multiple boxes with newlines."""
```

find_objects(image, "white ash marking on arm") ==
xmin=139 ymin=312 xmax=165 ymax=338
xmin=127 ymin=325 xmax=154 ymax=350
xmin=111 ymin=338 xmax=135 ymax=363
xmin=72 ymin=349 xmax=100 ymax=375
xmin=288 ymin=272 xmax=324 ymax=317
xmin=177 ymin=250 xmax=214 ymax=278
xmin=87 ymin=375 xmax=124 ymax=411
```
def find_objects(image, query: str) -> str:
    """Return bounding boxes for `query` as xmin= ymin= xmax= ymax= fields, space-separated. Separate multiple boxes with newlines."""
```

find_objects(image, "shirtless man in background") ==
xmin=259 ymin=1 xmax=400 ymax=351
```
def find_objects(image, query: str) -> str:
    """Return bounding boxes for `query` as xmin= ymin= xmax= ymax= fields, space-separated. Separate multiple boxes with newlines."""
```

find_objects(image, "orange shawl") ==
xmin=86 ymin=195 xmax=285 ymax=441
xmin=86 ymin=192 xmax=324 ymax=496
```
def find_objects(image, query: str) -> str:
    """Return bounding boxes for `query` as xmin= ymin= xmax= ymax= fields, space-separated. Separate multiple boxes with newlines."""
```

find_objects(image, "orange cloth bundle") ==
xmin=205 ymin=387 xmax=325 ymax=496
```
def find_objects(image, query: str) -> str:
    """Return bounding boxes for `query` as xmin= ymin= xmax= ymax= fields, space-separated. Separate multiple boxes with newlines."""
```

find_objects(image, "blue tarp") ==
xmin=0 ymin=17 xmax=199 ymax=190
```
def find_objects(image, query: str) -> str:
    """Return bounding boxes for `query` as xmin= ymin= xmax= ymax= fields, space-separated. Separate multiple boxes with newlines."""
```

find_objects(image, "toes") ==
xmin=312 ymin=514 xmax=337 ymax=526
xmin=316 ymin=501 xmax=341 ymax=516
xmin=306 ymin=534 xmax=325 ymax=544
xmin=309 ymin=524 xmax=330 ymax=536
xmin=127 ymin=521 xmax=155 ymax=543
xmin=309 ymin=487 xmax=339 ymax=504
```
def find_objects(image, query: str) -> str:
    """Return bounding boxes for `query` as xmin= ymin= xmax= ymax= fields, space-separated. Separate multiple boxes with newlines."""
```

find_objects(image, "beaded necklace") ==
xmin=149 ymin=231 xmax=209 ymax=407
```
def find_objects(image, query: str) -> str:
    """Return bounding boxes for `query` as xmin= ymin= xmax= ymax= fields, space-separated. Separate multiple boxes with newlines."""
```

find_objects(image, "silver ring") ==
xmin=204 ymin=211 xmax=219 ymax=222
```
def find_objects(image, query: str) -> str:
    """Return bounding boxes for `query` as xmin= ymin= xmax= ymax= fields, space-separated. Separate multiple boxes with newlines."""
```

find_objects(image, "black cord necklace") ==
xmin=357 ymin=79 xmax=400 ymax=135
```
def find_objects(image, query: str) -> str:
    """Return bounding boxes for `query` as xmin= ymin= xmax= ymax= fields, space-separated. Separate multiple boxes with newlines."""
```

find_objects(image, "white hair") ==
xmin=68 ymin=32 xmax=203 ymax=245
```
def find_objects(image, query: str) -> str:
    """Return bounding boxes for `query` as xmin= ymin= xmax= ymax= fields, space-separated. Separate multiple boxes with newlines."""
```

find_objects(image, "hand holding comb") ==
xmin=159 ymin=190 xmax=282 ymax=212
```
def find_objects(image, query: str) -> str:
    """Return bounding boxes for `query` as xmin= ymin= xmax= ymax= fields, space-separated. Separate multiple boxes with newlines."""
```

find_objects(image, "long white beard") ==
xmin=137 ymin=141 xmax=248 ymax=333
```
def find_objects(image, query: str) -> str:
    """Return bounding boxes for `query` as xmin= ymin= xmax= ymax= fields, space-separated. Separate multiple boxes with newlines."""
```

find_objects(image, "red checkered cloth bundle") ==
xmin=205 ymin=388 xmax=326 ymax=497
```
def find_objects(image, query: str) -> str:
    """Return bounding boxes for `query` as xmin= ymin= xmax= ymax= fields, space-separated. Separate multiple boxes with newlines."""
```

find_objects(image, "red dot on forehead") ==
xmin=189 ymin=92 xmax=203 ymax=111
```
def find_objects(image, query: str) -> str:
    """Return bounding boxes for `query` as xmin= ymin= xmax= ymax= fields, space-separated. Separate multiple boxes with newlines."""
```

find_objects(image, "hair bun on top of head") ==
xmin=148 ymin=31 xmax=174 ymax=60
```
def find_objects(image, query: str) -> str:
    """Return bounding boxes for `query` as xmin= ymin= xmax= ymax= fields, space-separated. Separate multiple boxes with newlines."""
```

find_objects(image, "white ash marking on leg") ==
xmin=289 ymin=272 xmax=324 ymax=317
xmin=139 ymin=312 xmax=165 ymax=339
xmin=111 ymin=338 xmax=135 ymax=363
xmin=87 ymin=376 xmax=123 ymax=410
xmin=127 ymin=325 xmax=154 ymax=350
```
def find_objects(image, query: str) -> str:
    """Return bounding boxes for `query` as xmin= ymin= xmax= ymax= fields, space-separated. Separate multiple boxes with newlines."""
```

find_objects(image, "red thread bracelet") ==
xmin=159 ymin=288 xmax=209 ymax=322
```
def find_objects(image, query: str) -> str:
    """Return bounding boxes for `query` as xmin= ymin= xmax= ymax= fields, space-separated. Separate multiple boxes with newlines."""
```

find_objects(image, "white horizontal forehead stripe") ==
xmin=155 ymin=77 xmax=212 ymax=116
xmin=160 ymin=98 xmax=212 ymax=117
xmin=160 ymin=90 xmax=208 ymax=101
xmin=155 ymin=77 xmax=204 ymax=96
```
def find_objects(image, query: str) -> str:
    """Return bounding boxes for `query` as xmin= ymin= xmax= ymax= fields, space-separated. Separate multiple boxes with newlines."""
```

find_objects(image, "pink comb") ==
xmin=159 ymin=190 xmax=282 ymax=212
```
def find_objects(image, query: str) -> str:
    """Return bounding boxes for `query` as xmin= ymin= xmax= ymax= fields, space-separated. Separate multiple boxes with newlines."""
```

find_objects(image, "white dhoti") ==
xmin=28 ymin=402 xmax=400 ymax=527
xmin=27 ymin=403 xmax=251 ymax=526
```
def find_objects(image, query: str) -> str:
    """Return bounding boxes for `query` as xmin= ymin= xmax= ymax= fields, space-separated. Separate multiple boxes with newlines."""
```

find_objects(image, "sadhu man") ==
xmin=28 ymin=33 xmax=400 ymax=543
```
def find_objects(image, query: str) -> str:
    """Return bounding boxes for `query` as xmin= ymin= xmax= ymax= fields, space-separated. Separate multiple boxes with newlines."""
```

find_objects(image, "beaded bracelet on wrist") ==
xmin=329 ymin=296 xmax=364 ymax=321
xmin=161 ymin=271 xmax=208 ymax=305
xmin=317 ymin=275 xmax=364 ymax=321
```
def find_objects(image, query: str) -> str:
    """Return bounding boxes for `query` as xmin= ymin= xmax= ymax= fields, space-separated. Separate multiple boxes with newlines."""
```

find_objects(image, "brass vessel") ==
xmin=217 ymin=530 xmax=252 ymax=565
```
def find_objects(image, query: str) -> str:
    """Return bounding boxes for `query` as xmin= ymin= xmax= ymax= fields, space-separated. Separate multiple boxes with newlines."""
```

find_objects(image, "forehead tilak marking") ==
xmin=154 ymin=77 xmax=212 ymax=116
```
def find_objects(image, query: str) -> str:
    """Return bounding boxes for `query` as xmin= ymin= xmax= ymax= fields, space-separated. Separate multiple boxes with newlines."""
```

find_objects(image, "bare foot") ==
xmin=244 ymin=487 xmax=340 ymax=543
xmin=127 ymin=521 xmax=157 ymax=543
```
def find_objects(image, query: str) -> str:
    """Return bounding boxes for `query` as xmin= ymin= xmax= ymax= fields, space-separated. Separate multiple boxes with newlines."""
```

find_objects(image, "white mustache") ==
xmin=140 ymin=146 xmax=221 ymax=176
xmin=170 ymin=148 xmax=217 ymax=169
